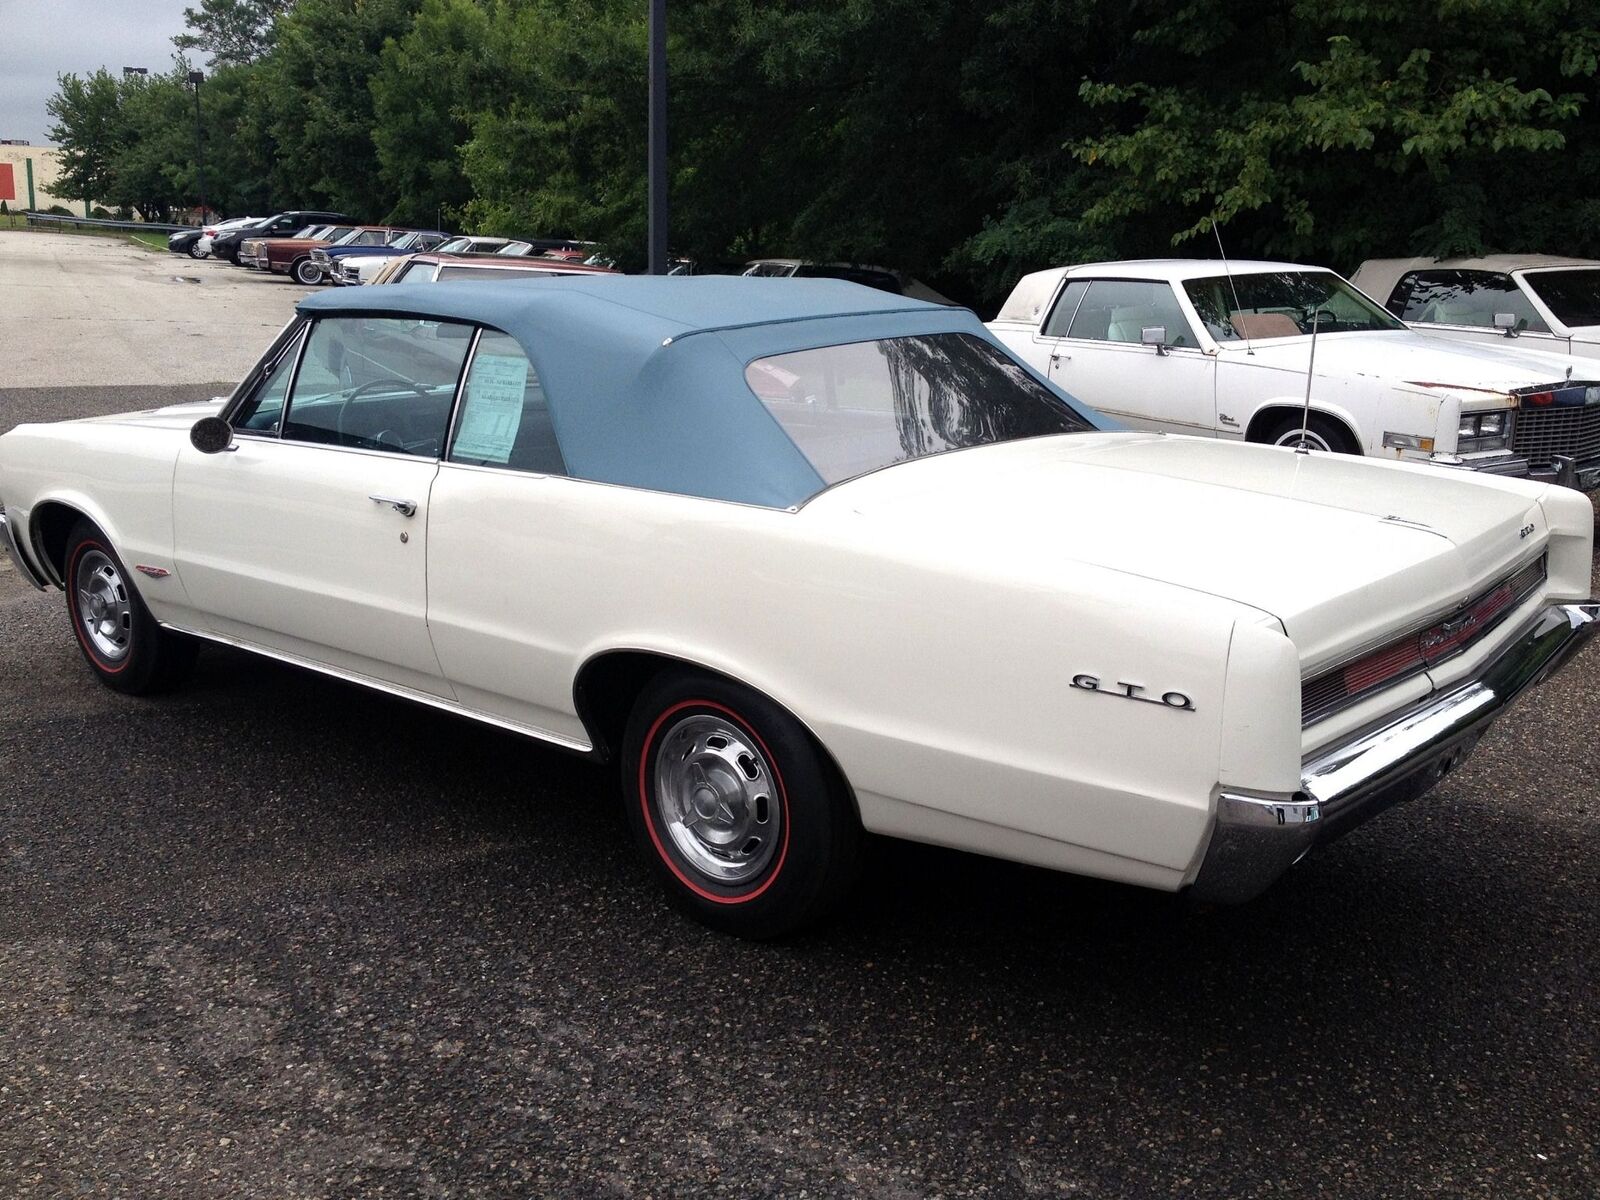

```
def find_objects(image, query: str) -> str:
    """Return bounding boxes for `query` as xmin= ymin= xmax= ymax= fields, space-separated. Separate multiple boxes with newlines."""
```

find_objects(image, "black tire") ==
xmin=1256 ymin=411 xmax=1360 ymax=455
xmin=292 ymin=257 xmax=322 ymax=285
xmin=187 ymin=240 xmax=207 ymax=259
xmin=63 ymin=519 xmax=197 ymax=695
xmin=622 ymin=669 xmax=862 ymax=939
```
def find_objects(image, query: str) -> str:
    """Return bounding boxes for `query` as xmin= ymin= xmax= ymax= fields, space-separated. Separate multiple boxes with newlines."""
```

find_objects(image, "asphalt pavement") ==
xmin=1 ymin=233 xmax=1597 ymax=1199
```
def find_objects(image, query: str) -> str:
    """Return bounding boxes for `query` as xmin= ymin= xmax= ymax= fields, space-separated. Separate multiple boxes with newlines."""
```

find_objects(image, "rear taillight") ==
xmin=203 ymin=227 xmax=217 ymax=236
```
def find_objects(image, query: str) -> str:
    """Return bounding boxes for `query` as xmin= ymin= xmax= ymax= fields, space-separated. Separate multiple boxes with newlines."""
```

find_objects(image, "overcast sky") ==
xmin=0 ymin=0 xmax=194 ymax=144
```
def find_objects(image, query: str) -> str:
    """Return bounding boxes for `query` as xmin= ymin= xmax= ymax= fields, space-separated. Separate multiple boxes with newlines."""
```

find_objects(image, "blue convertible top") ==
xmin=297 ymin=276 xmax=1104 ymax=507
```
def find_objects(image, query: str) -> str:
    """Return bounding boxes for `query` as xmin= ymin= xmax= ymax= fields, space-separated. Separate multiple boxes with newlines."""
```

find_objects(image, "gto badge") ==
xmin=1070 ymin=674 xmax=1195 ymax=713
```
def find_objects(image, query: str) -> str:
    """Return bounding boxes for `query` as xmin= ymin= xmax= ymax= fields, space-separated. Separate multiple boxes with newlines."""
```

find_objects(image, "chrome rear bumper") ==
xmin=1191 ymin=602 xmax=1600 ymax=902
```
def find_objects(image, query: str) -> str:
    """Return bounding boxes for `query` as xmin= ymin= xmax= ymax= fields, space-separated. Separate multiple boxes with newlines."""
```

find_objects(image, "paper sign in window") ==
xmin=454 ymin=354 xmax=529 ymax=463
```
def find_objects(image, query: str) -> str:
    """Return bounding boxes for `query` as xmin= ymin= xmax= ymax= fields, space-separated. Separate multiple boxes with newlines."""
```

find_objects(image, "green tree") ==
xmin=370 ymin=0 xmax=500 ymax=227
xmin=174 ymin=0 xmax=293 ymax=67
xmin=46 ymin=68 xmax=127 ymax=207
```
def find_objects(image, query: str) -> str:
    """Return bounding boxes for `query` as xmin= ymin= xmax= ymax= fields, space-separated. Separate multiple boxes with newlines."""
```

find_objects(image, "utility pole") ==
xmin=647 ymin=0 xmax=667 ymax=274
xmin=188 ymin=71 xmax=208 ymax=223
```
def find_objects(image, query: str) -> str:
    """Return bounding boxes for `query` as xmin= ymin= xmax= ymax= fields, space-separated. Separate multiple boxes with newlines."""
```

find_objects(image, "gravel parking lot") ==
xmin=2 ymin=233 xmax=1598 ymax=1199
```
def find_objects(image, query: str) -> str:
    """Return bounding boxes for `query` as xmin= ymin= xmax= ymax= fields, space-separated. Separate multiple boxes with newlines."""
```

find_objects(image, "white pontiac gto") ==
xmin=1 ymin=277 xmax=1595 ymax=937
xmin=988 ymin=259 xmax=1600 ymax=491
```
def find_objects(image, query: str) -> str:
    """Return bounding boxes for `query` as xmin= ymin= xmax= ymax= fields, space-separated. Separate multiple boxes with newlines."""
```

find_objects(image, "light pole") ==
xmin=647 ymin=0 xmax=667 ymax=275
xmin=188 ymin=70 xmax=207 ymax=223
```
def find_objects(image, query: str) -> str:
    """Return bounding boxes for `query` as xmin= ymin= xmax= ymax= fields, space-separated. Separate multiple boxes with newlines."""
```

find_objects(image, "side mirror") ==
xmin=190 ymin=416 xmax=236 ymax=454
xmin=1493 ymin=312 xmax=1522 ymax=337
xmin=1141 ymin=325 xmax=1170 ymax=356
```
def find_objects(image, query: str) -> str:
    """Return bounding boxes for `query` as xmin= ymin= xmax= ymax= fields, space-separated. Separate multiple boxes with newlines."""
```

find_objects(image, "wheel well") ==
xmin=28 ymin=501 xmax=87 ymax=586
xmin=573 ymin=649 xmax=860 ymax=818
xmin=1245 ymin=405 xmax=1359 ymax=449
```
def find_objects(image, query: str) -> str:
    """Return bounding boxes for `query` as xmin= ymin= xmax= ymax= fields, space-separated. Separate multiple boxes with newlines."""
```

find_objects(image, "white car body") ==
xmin=195 ymin=216 xmax=261 ymax=258
xmin=2 ymin=277 xmax=1594 ymax=932
xmin=1351 ymin=255 xmax=1600 ymax=359
xmin=988 ymin=259 xmax=1600 ymax=491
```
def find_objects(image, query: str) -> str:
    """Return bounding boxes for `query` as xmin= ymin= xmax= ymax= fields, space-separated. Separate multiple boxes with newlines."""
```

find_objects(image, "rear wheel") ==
xmin=187 ymin=241 xmax=207 ymax=259
xmin=622 ymin=670 xmax=861 ymax=938
xmin=1258 ymin=411 xmax=1360 ymax=455
xmin=64 ymin=520 xmax=197 ymax=695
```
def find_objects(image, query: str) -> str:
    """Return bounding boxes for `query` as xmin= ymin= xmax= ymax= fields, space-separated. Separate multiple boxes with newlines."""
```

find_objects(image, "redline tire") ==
xmin=63 ymin=519 xmax=197 ymax=695
xmin=622 ymin=670 xmax=861 ymax=939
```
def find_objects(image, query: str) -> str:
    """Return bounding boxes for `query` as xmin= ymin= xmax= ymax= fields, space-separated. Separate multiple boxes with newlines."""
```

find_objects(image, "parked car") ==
xmin=1352 ymin=255 xmax=1600 ymax=359
xmin=2 ymin=277 xmax=1594 ymax=937
xmin=182 ymin=215 xmax=260 ymax=259
xmin=743 ymin=259 xmax=955 ymax=305
xmin=307 ymin=228 xmax=435 ymax=283
xmin=328 ymin=230 xmax=455 ymax=285
xmin=989 ymin=259 xmax=1600 ymax=491
xmin=332 ymin=236 xmax=531 ymax=289
xmin=367 ymin=252 xmax=617 ymax=285
xmin=211 ymin=210 xmax=355 ymax=265
xmin=238 ymin=225 xmax=355 ymax=281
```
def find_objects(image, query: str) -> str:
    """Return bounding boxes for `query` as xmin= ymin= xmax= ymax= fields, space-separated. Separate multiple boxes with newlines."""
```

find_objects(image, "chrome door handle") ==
xmin=369 ymin=494 xmax=417 ymax=517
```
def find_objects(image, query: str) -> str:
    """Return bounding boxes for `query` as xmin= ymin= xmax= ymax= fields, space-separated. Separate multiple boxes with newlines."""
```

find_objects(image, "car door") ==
xmin=419 ymin=329 xmax=592 ymax=745
xmin=1047 ymin=279 xmax=1216 ymax=435
xmin=170 ymin=315 xmax=474 ymax=698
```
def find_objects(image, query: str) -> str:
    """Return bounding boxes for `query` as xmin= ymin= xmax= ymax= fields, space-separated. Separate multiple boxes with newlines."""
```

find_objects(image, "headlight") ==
xmin=1456 ymin=411 xmax=1514 ymax=453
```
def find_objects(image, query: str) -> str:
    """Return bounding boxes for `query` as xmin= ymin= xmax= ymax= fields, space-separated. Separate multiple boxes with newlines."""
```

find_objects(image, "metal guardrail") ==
xmin=22 ymin=211 xmax=190 ymax=234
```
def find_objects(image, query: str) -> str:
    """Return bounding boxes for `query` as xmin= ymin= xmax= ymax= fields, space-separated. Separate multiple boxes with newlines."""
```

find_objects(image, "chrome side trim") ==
xmin=1192 ymin=601 xmax=1599 ymax=903
xmin=0 ymin=510 xmax=49 ymax=590
xmin=157 ymin=621 xmax=595 ymax=755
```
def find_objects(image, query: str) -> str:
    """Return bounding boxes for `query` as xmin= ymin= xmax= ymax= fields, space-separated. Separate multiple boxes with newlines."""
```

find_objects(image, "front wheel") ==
xmin=622 ymin=670 xmax=861 ymax=938
xmin=1258 ymin=411 xmax=1360 ymax=455
xmin=64 ymin=520 xmax=197 ymax=694
xmin=292 ymin=257 xmax=322 ymax=285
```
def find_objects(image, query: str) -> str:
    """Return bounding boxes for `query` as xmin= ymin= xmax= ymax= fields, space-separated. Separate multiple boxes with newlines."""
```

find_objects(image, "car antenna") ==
xmin=1295 ymin=306 xmax=1322 ymax=454
xmin=1212 ymin=218 xmax=1253 ymax=356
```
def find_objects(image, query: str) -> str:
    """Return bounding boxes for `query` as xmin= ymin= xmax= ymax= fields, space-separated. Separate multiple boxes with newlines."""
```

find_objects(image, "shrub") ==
xmin=91 ymin=206 xmax=113 ymax=219
xmin=46 ymin=204 xmax=73 ymax=216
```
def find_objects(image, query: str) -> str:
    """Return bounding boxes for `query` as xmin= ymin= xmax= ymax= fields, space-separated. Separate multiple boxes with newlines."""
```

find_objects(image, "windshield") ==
xmin=746 ymin=333 xmax=1094 ymax=490
xmin=1522 ymin=269 xmax=1600 ymax=328
xmin=1183 ymin=271 xmax=1405 ymax=342
xmin=494 ymin=242 xmax=535 ymax=256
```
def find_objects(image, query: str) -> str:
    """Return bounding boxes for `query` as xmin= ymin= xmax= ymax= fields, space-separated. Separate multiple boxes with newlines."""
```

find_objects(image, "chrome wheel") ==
xmin=1273 ymin=426 xmax=1332 ymax=452
xmin=652 ymin=713 xmax=782 ymax=885
xmin=75 ymin=549 xmax=133 ymax=662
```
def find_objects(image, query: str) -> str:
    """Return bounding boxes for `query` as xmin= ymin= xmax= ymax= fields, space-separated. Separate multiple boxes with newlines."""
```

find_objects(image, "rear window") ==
xmin=745 ymin=333 xmax=1092 ymax=487
xmin=434 ymin=265 xmax=577 ymax=282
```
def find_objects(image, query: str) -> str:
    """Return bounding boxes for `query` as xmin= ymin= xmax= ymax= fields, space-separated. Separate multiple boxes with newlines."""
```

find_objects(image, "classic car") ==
xmin=367 ymin=252 xmax=617 ymax=285
xmin=743 ymin=258 xmax=955 ymax=305
xmin=333 ymin=235 xmax=517 ymax=285
xmin=329 ymin=230 xmax=456 ymax=285
xmin=238 ymin=224 xmax=355 ymax=278
xmin=1351 ymin=256 xmax=1600 ymax=358
xmin=989 ymin=259 xmax=1600 ymax=491
xmin=1 ymin=278 xmax=1595 ymax=938
xmin=307 ymin=229 xmax=434 ymax=283
xmin=211 ymin=210 xmax=355 ymax=265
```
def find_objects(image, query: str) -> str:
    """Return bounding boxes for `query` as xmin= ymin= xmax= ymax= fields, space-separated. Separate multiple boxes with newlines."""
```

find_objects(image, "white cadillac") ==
xmin=989 ymin=259 xmax=1600 ymax=491
xmin=1 ymin=278 xmax=1595 ymax=937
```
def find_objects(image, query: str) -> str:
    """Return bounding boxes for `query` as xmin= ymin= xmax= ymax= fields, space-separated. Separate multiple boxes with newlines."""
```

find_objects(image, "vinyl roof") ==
xmin=295 ymin=276 xmax=1099 ymax=507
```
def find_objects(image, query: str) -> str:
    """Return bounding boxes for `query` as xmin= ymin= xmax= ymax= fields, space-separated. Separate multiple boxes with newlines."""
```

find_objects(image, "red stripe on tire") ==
xmin=638 ymin=698 xmax=791 ymax=906
xmin=67 ymin=539 xmax=131 ymax=676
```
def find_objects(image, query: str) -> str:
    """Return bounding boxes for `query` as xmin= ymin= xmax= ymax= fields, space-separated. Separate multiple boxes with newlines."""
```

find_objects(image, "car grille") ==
xmin=1512 ymin=396 xmax=1600 ymax=468
xmin=1301 ymin=555 xmax=1546 ymax=726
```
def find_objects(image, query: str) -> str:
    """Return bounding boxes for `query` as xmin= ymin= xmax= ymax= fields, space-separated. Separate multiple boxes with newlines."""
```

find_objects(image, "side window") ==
xmin=1041 ymin=280 xmax=1089 ymax=337
xmin=392 ymin=261 xmax=430 ymax=283
xmin=1396 ymin=270 xmax=1548 ymax=331
xmin=1067 ymin=280 xmax=1198 ymax=347
xmin=281 ymin=317 xmax=472 ymax=456
xmin=447 ymin=331 xmax=566 ymax=475
xmin=232 ymin=327 xmax=305 ymax=434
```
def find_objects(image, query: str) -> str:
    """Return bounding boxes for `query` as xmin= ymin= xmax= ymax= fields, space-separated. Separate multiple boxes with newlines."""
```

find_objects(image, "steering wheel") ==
xmin=335 ymin=376 xmax=431 ymax=440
